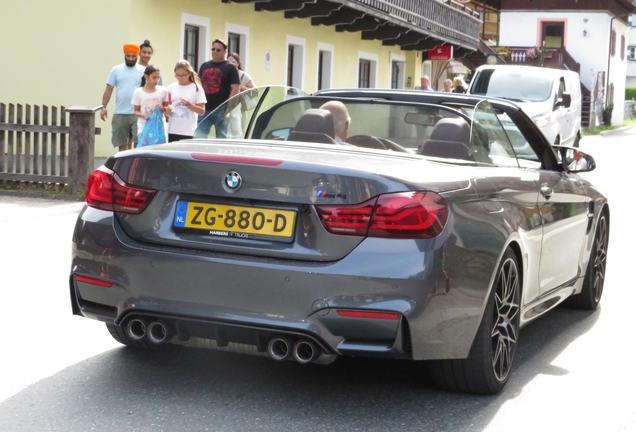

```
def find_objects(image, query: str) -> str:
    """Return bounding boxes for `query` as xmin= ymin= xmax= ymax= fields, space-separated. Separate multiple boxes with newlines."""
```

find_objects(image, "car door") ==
xmin=535 ymin=168 xmax=590 ymax=292
xmin=471 ymin=101 xmax=544 ymax=303
xmin=496 ymin=106 xmax=589 ymax=294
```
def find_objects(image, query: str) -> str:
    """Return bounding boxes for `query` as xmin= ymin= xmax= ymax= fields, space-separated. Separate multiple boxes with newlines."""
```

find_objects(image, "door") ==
xmin=542 ymin=22 xmax=564 ymax=48
xmin=536 ymin=170 xmax=590 ymax=292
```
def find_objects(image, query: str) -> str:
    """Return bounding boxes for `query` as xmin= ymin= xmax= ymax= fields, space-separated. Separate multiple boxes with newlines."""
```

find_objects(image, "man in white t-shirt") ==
xmin=100 ymin=44 xmax=145 ymax=151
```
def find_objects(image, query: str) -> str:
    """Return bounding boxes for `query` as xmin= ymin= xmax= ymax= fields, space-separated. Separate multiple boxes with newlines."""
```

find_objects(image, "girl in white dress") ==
xmin=132 ymin=65 xmax=169 ymax=146
xmin=166 ymin=60 xmax=207 ymax=142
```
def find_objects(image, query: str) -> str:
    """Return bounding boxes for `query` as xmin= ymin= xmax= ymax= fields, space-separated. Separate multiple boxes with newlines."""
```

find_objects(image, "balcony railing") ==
xmin=502 ymin=46 xmax=581 ymax=73
xmin=355 ymin=0 xmax=481 ymax=49
xmin=224 ymin=0 xmax=483 ymax=51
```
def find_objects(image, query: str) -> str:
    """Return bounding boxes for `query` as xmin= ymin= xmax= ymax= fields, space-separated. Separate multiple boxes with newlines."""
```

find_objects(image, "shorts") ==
xmin=111 ymin=114 xmax=138 ymax=147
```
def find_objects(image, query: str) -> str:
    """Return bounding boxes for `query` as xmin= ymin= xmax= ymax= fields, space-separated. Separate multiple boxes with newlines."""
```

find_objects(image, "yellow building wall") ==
xmin=2 ymin=0 xmax=423 ymax=158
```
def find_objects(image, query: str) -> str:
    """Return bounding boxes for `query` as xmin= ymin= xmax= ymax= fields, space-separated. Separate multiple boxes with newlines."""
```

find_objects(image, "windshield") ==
xmin=193 ymin=86 xmax=529 ymax=169
xmin=250 ymin=97 xmax=468 ymax=152
xmin=470 ymin=68 xmax=554 ymax=102
xmin=469 ymin=100 xmax=519 ymax=167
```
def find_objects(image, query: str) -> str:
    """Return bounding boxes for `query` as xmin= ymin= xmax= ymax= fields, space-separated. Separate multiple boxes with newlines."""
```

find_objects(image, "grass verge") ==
xmin=582 ymin=117 xmax=636 ymax=136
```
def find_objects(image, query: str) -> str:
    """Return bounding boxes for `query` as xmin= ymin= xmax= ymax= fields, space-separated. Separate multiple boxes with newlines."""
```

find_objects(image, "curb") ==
xmin=0 ymin=190 xmax=82 ymax=202
xmin=599 ymin=123 xmax=636 ymax=136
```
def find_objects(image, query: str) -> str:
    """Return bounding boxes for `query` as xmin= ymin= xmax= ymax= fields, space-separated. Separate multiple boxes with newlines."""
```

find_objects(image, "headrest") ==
xmin=418 ymin=139 xmax=473 ymax=160
xmin=429 ymin=117 xmax=471 ymax=147
xmin=293 ymin=109 xmax=335 ymax=138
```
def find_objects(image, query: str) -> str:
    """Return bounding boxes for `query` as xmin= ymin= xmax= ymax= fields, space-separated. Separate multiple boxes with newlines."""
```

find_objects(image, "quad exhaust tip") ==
xmin=147 ymin=321 xmax=169 ymax=344
xmin=125 ymin=321 xmax=328 ymax=363
xmin=126 ymin=318 xmax=171 ymax=344
xmin=268 ymin=337 xmax=322 ymax=364
xmin=267 ymin=337 xmax=293 ymax=361
xmin=126 ymin=318 xmax=147 ymax=341
xmin=292 ymin=340 xmax=319 ymax=364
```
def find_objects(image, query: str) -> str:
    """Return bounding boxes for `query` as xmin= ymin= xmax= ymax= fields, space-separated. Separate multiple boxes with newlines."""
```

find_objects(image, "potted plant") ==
xmin=525 ymin=46 xmax=548 ymax=66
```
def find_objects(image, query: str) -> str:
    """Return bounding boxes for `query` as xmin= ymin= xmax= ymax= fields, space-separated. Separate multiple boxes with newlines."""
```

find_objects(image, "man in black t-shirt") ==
xmin=198 ymin=39 xmax=240 ymax=138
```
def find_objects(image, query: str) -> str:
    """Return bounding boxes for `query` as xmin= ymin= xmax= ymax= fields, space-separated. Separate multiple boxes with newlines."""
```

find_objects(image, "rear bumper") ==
xmin=70 ymin=206 xmax=496 ymax=360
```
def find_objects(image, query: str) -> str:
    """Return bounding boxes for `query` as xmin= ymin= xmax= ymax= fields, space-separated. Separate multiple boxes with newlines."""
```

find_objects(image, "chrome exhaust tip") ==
xmin=292 ymin=340 xmax=319 ymax=364
xmin=267 ymin=337 xmax=293 ymax=361
xmin=147 ymin=321 xmax=170 ymax=344
xmin=126 ymin=318 xmax=147 ymax=341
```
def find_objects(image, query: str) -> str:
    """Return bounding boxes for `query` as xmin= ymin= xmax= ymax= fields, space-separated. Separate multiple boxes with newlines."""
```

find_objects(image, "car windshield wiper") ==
xmin=496 ymin=96 xmax=531 ymax=103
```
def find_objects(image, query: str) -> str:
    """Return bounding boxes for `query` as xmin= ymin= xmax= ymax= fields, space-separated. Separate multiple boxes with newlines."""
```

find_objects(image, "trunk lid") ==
xmin=107 ymin=141 xmax=471 ymax=261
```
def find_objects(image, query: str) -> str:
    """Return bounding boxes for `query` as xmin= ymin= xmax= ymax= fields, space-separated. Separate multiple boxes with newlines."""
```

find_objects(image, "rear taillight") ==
xmin=86 ymin=167 xmax=156 ymax=214
xmin=315 ymin=197 xmax=376 ymax=236
xmin=316 ymin=191 xmax=447 ymax=239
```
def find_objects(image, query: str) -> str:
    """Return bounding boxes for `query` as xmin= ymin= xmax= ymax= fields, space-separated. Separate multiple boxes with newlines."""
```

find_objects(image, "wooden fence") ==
xmin=0 ymin=103 xmax=101 ymax=196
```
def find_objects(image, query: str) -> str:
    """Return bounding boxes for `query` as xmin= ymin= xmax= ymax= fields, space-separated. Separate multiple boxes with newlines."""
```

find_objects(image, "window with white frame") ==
xmin=226 ymin=23 xmax=250 ymax=71
xmin=287 ymin=36 xmax=306 ymax=89
xmin=629 ymin=46 xmax=636 ymax=61
xmin=228 ymin=33 xmax=241 ymax=57
xmin=317 ymin=42 xmax=334 ymax=90
xmin=184 ymin=25 xmax=199 ymax=68
xmin=358 ymin=52 xmax=378 ymax=88
xmin=180 ymin=13 xmax=210 ymax=71
xmin=359 ymin=60 xmax=371 ymax=88
xmin=390 ymin=53 xmax=406 ymax=89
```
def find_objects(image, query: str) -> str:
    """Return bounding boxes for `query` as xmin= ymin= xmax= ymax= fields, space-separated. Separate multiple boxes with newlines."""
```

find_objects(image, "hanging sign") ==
xmin=428 ymin=46 xmax=453 ymax=61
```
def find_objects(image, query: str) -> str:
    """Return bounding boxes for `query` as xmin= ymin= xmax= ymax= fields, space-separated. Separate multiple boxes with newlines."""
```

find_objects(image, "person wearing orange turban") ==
xmin=123 ymin=44 xmax=140 ymax=56
xmin=100 ymin=44 xmax=145 ymax=150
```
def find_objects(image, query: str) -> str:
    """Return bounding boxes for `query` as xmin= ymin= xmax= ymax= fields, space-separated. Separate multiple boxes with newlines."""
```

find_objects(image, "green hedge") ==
xmin=626 ymin=88 xmax=636 ymax=100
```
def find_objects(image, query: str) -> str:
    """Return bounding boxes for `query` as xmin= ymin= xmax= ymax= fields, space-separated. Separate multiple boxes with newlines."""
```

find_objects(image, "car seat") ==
xmin=287 ymin=109 xmax=337 ymax=144
xmin=417 ymin=118 xmax=473 ymax=161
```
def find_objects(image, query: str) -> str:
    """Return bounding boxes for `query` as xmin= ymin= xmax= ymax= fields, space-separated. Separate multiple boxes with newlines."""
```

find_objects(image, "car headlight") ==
xmin=532 ymin=113 xmax=551 ymax=128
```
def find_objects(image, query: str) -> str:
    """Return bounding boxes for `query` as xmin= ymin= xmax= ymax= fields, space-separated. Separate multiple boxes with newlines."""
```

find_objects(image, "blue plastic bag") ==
xmin=137 ymin=106 xmax=166 ymax=147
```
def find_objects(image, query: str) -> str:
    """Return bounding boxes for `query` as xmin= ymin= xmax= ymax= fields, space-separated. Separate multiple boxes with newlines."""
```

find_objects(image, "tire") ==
xmin=573 ymin=133 xmax=581 ymax=148
xmin=563 ymin=212 xmax=609 ymax=310
xmin=430 ymin=248 xmax=521 ymax=394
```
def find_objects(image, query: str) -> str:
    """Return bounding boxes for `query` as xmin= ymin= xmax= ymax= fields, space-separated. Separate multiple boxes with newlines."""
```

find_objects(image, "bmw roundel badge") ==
xmin=224 ymin=171 xmax=242 ymax=190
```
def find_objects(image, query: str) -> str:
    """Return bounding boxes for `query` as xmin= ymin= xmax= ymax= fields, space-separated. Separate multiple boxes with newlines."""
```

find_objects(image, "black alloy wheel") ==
xmin=430 ymin=248 xmax=521 ymax=394
xmin=490 ymin=252 xmax=520 ymax=383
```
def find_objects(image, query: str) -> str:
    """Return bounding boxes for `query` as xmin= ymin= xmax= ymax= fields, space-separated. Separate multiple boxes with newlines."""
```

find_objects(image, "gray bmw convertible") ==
xmin=70 ymin=87 xmax=608 ymax=394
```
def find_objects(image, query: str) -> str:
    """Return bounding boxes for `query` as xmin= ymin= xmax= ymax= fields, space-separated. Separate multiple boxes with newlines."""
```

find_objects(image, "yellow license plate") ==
xmin=173 ymin=201 xmax=296 ymax=238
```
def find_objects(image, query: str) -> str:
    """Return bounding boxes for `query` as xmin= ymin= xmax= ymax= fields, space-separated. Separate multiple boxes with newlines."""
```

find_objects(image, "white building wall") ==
xmin=500 ymin=11 xmax=610 ymax=90
xmin=626 ymin=26 xmax=636 ymax=88
xmin=500 ymin=11 xmax=627 ymax=125
xmin=604 ymin=19 xmax=628 ymax=125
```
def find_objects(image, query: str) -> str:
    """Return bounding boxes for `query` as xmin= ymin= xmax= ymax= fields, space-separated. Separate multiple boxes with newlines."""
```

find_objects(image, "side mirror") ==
xmin=556 ymin=93 xmax=572 ymax=109
xmin=554 ymin=145 xmax=596 ymax=172
xmin=569 ymin=152 xmax=595 ymax=172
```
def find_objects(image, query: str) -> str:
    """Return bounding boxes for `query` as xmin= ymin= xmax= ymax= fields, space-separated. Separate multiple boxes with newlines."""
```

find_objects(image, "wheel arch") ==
xmin=506 ymin=240 xmax=524 ymax=291
xmin=601 ymin=203 xmax=610 ymax=230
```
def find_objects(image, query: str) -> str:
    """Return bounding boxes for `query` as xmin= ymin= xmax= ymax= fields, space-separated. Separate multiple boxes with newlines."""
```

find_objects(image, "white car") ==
xmin=467 ymin=65 xmax=582 ymax=147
